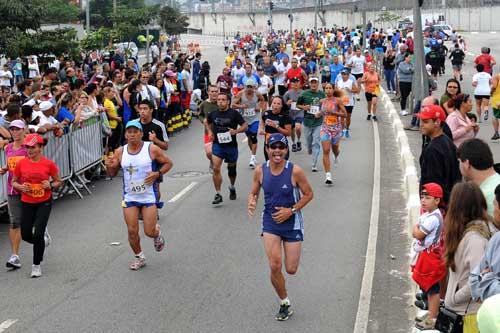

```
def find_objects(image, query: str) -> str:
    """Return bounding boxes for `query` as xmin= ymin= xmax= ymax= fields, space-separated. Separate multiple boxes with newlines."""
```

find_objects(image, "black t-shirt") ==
xmin=449 ymin=49 xmax=465 ymax=65
xmin=141 ymin=120 xmax=165 ymax=144
xmin=419 ymin=134 xmax=461 ymax=204
xmin=261 ymin=110 xmax=292 ymax=134
xmin=207 ymin=108 xmax=245 ymax=147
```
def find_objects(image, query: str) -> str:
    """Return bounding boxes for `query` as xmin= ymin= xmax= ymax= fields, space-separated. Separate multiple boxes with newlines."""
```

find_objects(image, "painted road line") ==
xmin=471 ymin=31 xmax=479 ymax=34
xmin=491 ymin=31 xmax=497 ymax=34
xmin=353 ymin=113 xmax=381 ymax=333
xmin=168 ymin=182 xmax=198 ymax=203
xmin=0 ymin=319 xmax=18 ymax=332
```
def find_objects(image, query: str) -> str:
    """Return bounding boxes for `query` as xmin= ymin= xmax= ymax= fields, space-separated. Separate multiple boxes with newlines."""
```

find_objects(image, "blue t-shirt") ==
xmin=237 ymin=74 xmax=261 ymax=87
xmin=56 ymin=106 xmax=75 ymax=124
xmin=275 ymin=52 xmax=289 ymax=62
xmin=329 ymin=63 xmax=344 ymax=84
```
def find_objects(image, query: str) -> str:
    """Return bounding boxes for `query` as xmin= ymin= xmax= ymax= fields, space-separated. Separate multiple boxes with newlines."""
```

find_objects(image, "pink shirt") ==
xmin=5 ymin=143 xmax=27 ymax=196
xmin=445 ymin=111 xmax=475 ymax=147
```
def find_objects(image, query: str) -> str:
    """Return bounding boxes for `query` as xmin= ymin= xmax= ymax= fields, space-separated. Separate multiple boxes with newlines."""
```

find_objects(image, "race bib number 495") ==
xmin=130 ymin=181 xmax=147 ymax=194
xmin=217 ymin=131 xmax=233 ymax=144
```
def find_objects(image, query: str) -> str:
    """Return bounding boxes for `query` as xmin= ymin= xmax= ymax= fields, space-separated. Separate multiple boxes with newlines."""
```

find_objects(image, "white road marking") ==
xmin=471 ymin=31 xmax=479 ymax=34
xmin=490 ymin=31 xmax=497 ymax=34
xmin=0 ymin=319 xmax=18 ymax=332
xmin=353 ymin=113 xmax=381 ymax=332
xmin=168 ymin=182 xmax=198 ymax=203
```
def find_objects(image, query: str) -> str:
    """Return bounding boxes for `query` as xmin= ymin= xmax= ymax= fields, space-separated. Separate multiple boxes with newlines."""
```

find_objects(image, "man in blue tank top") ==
xmin=105 ymin=120 xmax=173 ymax=271
xmin=247 ymin=133 xmax=314 ymax=321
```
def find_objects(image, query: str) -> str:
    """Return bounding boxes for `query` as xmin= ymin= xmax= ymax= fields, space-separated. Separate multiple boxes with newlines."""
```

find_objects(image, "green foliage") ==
xmin=0 ymin=0 xmax=46 ymax=31
xmin=80 ymin=27 xmax=117 ymax=51
xmin=158 ymin=6 xmax=189 ymax=35
xmin=44 ymin=0 xmax=81 ymax=24
xmin=375 ymin=11 xmax=402 ymax=23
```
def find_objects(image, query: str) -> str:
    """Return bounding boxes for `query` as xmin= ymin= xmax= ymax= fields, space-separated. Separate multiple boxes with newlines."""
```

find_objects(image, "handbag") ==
xmin=435 ymin=306 xmax=463 ymax=333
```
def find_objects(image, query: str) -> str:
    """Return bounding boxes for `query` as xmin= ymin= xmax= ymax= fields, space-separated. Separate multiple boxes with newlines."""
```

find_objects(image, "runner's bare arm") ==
xmin=231 ymin=91 xmax=245 ymax=109
xmin=105 ymin=146 xmax=123 ymax=177
xmin=291 ymin=165 xmax=314 ymax=211
xmin=336 ymin=100 xmax=348 ymax=118
xmin=248 ymin=165 xmax=262 ymax=217
xmin=491 ymin=75 xmax=499 ymax=96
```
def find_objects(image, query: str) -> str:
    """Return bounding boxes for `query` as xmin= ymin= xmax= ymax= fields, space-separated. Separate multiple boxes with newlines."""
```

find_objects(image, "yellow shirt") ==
xmin=104 ymin=98 xmax=118 ymax=129
xmin=225 ymin=55 xmax=235 ymax=68
xmin=491 ymin=75 xmax=500 ymax=109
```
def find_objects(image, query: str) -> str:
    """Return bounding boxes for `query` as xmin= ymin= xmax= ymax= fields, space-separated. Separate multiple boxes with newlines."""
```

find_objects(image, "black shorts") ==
xmin=475 ymin=94 xmax=490 ymax=100
xmin=431 ymin=66 xmax=440 ymax=76
xmin=365 ymin=92 xmax=377 ymax=102
xmin=353 ymin=73 xmax=363 ymax=80
xmin=345 ymin=105 xmax=354 ymax=113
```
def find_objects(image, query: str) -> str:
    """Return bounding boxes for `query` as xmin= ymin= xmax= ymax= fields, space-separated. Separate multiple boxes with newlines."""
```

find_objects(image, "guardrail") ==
xmin=0 ymin=115 xmax=104 ymax=206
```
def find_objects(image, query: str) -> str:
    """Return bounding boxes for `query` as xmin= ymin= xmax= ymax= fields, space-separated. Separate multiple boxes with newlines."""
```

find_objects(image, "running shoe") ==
xmin=6 ymin=254 xmax=21 ymax=269
xmin=311 ymin=166 xmax=318 ymax=172
xmin=345 ymin=129 xmax=350 ymax=138
xmin=291 ymin=143 xmax=297 ymax=152
xmin=325 ymin=173 xmax=333 ymax=185
xmin=153 ymin=225 xmax=165 ymax=252
xmin=31 ymin=264 xmax=42 ymax=278
xmin=296 ymin=142 xmax=302 ymax=151
xmin=399 ymin=110 xmax=408 ymax=116
xmin=491 ymin=133 xmax=500 ymax=140
xmin=44 ymin=228 xmax=51 ymax=248
xmin=484 ymin=110 xmax=489 ymax=121
xmin=275 ymin=303 xmax=293 ymax=321
xmin=366 ymin=114 xmax=371 ymax=121
xmin=129 ymin=257 xmax=146 ymax=271
xmin=212 ymin=193 xmax=223 ymax=205
xmin=229 ymin=187 xmax=237 ymax=200
xmin=372 ymin=116 xmax=378 ymax=122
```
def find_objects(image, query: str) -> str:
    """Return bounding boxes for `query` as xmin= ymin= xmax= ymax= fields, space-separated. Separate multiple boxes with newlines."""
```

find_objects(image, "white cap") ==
xmin=39 ymin=101 xmax=54 ymax=112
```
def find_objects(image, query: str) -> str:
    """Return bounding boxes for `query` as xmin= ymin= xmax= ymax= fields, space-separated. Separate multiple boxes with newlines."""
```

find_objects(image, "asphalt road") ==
xmin=0 ymin=43 xmax=387 ymax=333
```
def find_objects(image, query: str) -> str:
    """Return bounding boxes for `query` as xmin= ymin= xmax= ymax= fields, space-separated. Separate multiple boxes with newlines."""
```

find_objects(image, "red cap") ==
xmin=422 ymin=182 xmax=443 ymax=199
xmin=416 ymin=105 xmax=446 ymax=122
xmin=23 ymin=133 xmax=45 ymax=147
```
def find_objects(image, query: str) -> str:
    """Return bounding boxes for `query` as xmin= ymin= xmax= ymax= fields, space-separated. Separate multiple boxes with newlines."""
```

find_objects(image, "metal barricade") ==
xmin=43 ymin=130 xmax=72 ymax=181
xmin=69 ymin=116 xmax=103 ymax=195
xmin=0 ymin=151 xmax=8 ymax=208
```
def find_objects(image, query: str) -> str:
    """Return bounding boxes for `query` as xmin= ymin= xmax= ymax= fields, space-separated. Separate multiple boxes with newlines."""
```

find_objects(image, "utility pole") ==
xmin=361 ymin=0 xmax=367 ymax=49
xmin=86 ymin=0 xmax=90 ymax=34
xmin=314 ymin=0 xmax=318 ymax=31
xmin=289 ymin=0 xmax=293 ymax=37
xmin=413 ymin=0 xmax=429 ymax=105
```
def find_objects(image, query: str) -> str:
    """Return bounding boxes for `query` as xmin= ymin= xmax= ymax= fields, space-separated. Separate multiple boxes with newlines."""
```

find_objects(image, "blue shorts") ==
xmin=320 ymin=131 xmax=342 ymax=145
xmin=212 ymin=143 xmax=238 ymax=164
xmin=293 ymin=117 xmax=304 ymax=124
xmin=246 ymin=120 xmax=259 ymax=135
xmin=122 ymin=201 xmax=157 ymax=208
xmin=262 ymin=229 xmax=304 ymax=242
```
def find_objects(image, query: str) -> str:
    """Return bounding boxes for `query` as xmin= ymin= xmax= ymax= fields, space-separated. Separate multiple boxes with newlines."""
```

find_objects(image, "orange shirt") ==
xmin=13 ymin=156 xmax=59 ymax=203
xmin=363 ymin=72 xmax=380 ymax=94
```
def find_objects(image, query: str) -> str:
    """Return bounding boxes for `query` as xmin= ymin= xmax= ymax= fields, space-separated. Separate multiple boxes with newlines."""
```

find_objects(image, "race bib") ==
xmin=130 ymin=181 xmax=147 ymax=194
xmin=308 ymin=105 xmax=320 ymax=115
xmin=217 ymin=131 xmax=233 ymax=144
xmin=7 ymin=156 xmax=24 ymax=172
xmin=325 ymin=115 xmax=338 ymax=126
xmin=27 ymin=183 xmax=45 ymax=198
xmin=291 ymin=102 xmax=297 ymax=110
xmin=243 ymin=108 xmax=256 ymax=117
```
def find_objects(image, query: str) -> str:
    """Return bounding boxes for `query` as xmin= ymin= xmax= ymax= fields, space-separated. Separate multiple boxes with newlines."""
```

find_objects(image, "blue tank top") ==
xmin=262 ymin=161 xmax=304 ymax=232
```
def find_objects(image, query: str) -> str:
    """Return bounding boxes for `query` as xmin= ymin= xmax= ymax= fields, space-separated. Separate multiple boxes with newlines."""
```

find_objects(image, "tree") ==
xmin=0 ymin=0 xmax=46 ymax=31
xmin=44 ymin=0 xmax=81 ymax=24
xmin=158 ymin=6 xmax=189 ymax=35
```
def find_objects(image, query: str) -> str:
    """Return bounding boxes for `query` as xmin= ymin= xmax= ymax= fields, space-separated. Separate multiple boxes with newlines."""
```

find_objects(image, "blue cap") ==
xmin=267 ymin=133 xmax=288 ymax=147
xmin=125 ymin=119 xmax=143 ymax=131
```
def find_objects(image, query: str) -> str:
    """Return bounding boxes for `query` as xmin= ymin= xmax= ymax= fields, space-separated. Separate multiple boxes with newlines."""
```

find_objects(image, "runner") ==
xmin=286 ymin=58 xmax=307 ymax=89
xmin=104 ymin=120 xmax=173 ymax=270
xmin=472 ymin=64 xmax=492 ymax=123
xmin=247 ymin=133 xmax=313 ymax=321
xmin=360 ymin=64 xmax=381 ymax=121
xmin=1 ymin=120 xmax=27 ymax=269
xmin=297 ymin=76 xmax=326 ymax=172
xmin=320 ymin=83 xmax=347 ymax=185
xmin=448 ymin=43 xmax=465 ymax=82
xmin=283 ymin=78 xmax=304 ymax=152
xmin=199 ymin=85 xmax=220 ymax=171
xmin=491 ymin=72 xmax=500 ymax=140
xmin=232 ymin=79 xmax=264 ymax=168
xmin=12 ymin=133 xmax=63 ymax=277
xmin=259 ymin=96 xmax=292 ymax=160
xmin=336 ymin=68 xmax=359 ymax=138
xmin=205 ymin=93 xmax=248 ymax=204
xmin=347 ymin=48 xmax=366 ymax=101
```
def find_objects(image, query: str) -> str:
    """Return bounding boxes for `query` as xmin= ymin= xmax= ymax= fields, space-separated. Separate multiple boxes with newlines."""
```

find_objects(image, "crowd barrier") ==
xmin=0 ymin=115 xmax=104 ymax=206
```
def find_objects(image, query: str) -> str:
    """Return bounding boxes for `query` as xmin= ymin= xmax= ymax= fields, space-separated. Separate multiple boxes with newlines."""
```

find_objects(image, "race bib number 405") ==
xmin=217 ymin=131 xmax=233 ymax=144
xmin=27 ymin=184 xmax=45 ymax=198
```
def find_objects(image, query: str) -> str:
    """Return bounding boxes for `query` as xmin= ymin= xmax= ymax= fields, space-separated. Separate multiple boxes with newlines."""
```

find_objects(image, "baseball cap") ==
xmin=9 ymin=119 xmax=26 ymax=129
xmin=125 ymin=119 xmax=143 ymax=131
xmin=23 ymin=133 xmax=45 ymax=147
xmin=290 ymin=77 xmax=300 ymax=83
xmin=309 ymin=76 xmax=319 ymax=82
xmin=39 ymin=101 xmax=54 ymax=112
xmin=31 ymin=111 xmax=43 ymax=122
xmin=422 ymin=183 xmax=443 ymax=198
xmin=341 ymin=68 xmax=350 ymax=74
xmin=267 ymin=133 xmax=288 ymax=147
xmin=416 ymin=105 xmax=446 ymax=122
xmin=245 ymin=78 xmax=257 ymax=87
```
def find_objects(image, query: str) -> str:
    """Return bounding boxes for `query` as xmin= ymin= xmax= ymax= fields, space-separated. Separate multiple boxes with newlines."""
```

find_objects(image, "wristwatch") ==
xmin=291 ymin=207 xmax=297 ymax=214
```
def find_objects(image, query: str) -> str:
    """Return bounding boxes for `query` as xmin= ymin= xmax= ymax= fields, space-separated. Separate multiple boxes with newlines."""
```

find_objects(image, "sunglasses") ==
xmin=269 ymin=144 xmax=287 ymax=150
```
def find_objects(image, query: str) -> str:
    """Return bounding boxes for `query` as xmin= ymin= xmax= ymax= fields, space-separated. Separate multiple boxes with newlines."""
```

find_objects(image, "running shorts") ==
xmin=345 ymin=105 xmax=354 ymax=113
xmin=246 ymin=120 xmax=260 ymax=135
xmin=365 ymin=92 xmax=377 ymax=102
xmin=494 ymin=108 xmax=500 ymax=119
xmin=212 ymin=143 xmax=238 ymax=163
xmin=353 ymin=73 xmax=363 ymax=80
xmin=262 ymin=229 xmax=303 ymax=242
xmin=475 ymin=95 xmax=490 ymax=100
xmin=320 ymin=129 xmax=342 ymax=145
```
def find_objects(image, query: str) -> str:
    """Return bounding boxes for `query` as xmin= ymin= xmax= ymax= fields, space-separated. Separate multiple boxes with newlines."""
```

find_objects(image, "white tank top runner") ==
xmin=121 ymin=141 xmax=156 ymax=204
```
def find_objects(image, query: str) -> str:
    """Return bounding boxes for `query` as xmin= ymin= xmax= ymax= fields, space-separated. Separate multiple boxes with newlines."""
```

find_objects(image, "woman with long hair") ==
xmin=319 ymin=83 xmax=347 ymax=185
xmin=446 ymin=94 xmax=479 ymax=148
xmin=12 ymin=134 xmax=63 ymax=277
xmin=440 ymin=78 xmax=462 ymax=115
xmin=443 ymin=182 xmax=490 ymax=333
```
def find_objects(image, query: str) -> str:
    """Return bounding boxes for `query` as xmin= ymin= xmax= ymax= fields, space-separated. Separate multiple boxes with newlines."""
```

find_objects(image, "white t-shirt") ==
xmin=140 ymin=85 xmax=160 ymax=108
xmin=473 ymin=72 xmax=492 ymax=96
xmin=0 ymin=70 xmax=13 ymax=87
xmin=39 ymin=113 xmax=58 ymax=126
xmin=413 ymin=209 xmax=443 ymax=252
xmin=258 ymin=75 xmax=273 ymax=95
xmin=181 ymin=69 xmax=192 ymax=92
xmin=276 ymin=63 xmax=291 ymax=86
xmin=231 ymin=67 xmax=245 ymax=88
xmin=336 ymin=79 xmax=355 ymax=106
xmin=348 ymin=55 xmax=365 ymax=75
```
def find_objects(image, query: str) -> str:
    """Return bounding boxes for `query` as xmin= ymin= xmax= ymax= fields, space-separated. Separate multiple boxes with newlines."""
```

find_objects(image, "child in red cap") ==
xmin=411 ymin=182 xmax=447 ymax=330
